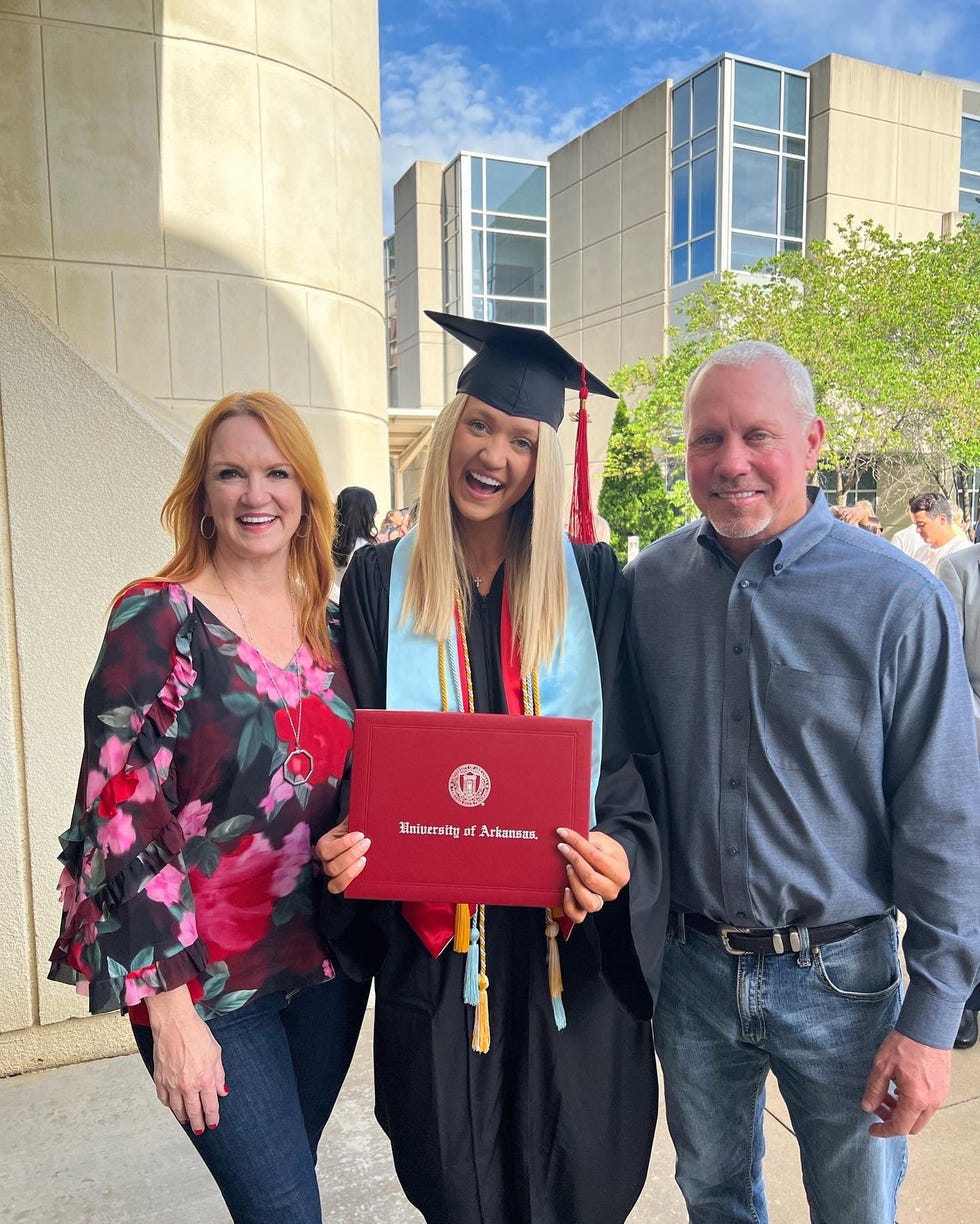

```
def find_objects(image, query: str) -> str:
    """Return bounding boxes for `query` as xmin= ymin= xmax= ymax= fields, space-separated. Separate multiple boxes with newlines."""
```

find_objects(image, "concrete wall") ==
xmin=548 ymin=83 xmax=670 ymax=498
xmin=0 ymin=275 xmax=182 ymax=1074
xmin=806 ymin=55 xmax=963 ymax=242
xmin=0 ymin=1 xmax=390 ymax=501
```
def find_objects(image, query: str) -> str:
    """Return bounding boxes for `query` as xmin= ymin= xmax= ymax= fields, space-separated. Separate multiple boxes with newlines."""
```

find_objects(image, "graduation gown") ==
xmin=326 ymin=539 xmax=665 ymax=1224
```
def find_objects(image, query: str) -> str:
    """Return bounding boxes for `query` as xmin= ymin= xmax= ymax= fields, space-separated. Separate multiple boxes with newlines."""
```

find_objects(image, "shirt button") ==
xmin=733 ymin=645 xmax=743 ymax=655
xmin=774 ymin=563 xmax=783 ymax=572
xmin=728 ymin=777 xmax=739 ymax=788
xmin=727 ymin=846 xmax=740 ymax=856
xmin=736 ymin=911 xmax=747 ymax=918
xmin=738 ymin=579 xmax=750 ymax=589
xmin=731 ymin=711 xmax=743 ymax=722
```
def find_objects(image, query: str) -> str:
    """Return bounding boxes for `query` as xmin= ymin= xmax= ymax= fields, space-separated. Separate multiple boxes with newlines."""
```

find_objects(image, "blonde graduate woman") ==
xmin=317 ymin=315 xmax=667 ymax=1224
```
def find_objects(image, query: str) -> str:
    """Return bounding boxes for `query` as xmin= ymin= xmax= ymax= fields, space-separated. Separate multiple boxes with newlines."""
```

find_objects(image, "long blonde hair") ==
xmin=404 ymin=394 xmax=568 ymax=672
xmin=123 ymin=391 xmax=335 ymax=664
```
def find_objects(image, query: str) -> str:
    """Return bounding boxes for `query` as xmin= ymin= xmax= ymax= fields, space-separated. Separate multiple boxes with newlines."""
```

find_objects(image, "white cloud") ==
xmin=381 ymin=43 xmax=600 ymax=232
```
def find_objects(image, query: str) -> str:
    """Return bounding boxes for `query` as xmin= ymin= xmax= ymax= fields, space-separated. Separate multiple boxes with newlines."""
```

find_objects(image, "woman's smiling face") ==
xmin=448 ymin=397 xmax=539 ymax=525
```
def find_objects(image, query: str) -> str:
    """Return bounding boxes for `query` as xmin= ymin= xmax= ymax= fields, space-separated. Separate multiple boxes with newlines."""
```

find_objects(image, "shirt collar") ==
xmin=695 ymin=486 xmax=833 ymax=573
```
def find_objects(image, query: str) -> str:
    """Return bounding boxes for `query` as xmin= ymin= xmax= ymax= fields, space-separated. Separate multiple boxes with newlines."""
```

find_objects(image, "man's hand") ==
xmin=861 ymin=1029 xmax=951 ymax=1136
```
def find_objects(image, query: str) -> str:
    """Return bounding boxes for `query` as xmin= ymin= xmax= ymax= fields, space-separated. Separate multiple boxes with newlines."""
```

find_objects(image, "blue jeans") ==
xmin=133 ymin=973 xmax=370 ymax=1224
xmin=655 ymin=914 xmax=907 ymax=1224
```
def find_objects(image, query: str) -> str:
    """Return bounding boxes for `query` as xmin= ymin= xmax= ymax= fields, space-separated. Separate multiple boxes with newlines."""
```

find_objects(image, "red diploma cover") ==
xmin=345 ymin=709 xmax=592 ymax=907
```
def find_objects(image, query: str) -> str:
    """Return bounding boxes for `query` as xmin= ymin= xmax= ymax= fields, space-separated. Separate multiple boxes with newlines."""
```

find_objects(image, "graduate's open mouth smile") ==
xmin=237 ymin=514 xmax=280 ymax=530
xmin=464 ymin=470 xmax=504 ymax=499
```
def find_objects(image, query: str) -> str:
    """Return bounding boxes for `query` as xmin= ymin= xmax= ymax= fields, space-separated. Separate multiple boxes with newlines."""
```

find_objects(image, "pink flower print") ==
xmin=177 ymin=799 xmax=212 ymax=840
xmin=98 ymin=734 xmax=130 ymax=779
xmin=145 ymin=863 xmax=185 ymax=906
xmin=96 ymin=809 xmax=136 ymax=857
xmin=236 ymin=639 xmax=283 ymax=699
xmin=158 ymin=652 xmax=197 ymax=715
xmin=322 ymin=959 xmax=336 ymax=980
xmin=177 ymin=911 xmax=199 ymax=948
xmin=259 ymin=773 xmax=295 ymax=817
xmin=271 ymin=822 xmax=311 ymax=898
xmin=123 ymin=965 xmax=159 ymax=1007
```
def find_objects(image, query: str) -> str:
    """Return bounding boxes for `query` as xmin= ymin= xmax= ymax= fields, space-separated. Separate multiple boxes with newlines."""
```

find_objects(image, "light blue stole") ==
xmin=386 ymin=529 xmax=602 ymax=825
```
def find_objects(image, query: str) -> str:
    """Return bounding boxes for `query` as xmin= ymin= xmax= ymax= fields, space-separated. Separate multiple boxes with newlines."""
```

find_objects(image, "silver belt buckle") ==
xmin=719 ymin=925 xmax=751 ymax=955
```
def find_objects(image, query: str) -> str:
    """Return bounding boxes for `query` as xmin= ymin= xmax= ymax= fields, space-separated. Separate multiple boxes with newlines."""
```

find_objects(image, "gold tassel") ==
xmin=472 ymin=971 xmax=490 ymax=1053
xmin=453 ymin=903 xmax=471 ymax=953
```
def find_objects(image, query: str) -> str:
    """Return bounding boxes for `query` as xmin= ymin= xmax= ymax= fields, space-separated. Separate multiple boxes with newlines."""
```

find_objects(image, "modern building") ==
xmin=385 ymin=152 xmax=549 ymax=504
xmin=387 ymin=52 xmax=980 ymax=518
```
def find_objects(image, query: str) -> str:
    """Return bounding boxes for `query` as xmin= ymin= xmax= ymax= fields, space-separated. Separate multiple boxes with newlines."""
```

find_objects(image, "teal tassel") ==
xmin=463 ymin=914 xmax=480 ymax=1005
xmin=551 ymin=993 xmax=567 ymax=1031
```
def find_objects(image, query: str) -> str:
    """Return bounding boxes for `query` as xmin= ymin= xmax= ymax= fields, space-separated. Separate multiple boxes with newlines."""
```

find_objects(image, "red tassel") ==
xmin=567 ymin=364 xmax=597 ymax=544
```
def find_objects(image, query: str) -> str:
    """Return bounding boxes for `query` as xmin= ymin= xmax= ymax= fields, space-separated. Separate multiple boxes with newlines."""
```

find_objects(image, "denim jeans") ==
xmin=654 ymin=914 xmax=907 ymax=1224
xmin=133 ymin=972 xmax=370 ymax=1224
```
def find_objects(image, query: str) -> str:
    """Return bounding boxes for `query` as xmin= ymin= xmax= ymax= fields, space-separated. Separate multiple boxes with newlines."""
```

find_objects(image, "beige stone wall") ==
xmin=0 ymin=1 xmax=389 ymax=1075
xmin=549 ymin=83 xmax=670 ymax=499
xmin=0 ymin=275 xmax=182 ymax=1074
xmin=0 ymin=1 xmax=390 ymax=501
xmin=806 ymin=55 xmax=963 ymax=242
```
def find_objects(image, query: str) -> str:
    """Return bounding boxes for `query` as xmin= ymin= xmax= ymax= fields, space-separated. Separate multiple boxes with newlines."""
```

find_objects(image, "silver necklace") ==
xmin=214 ymin=569 xmax=314 ymax=787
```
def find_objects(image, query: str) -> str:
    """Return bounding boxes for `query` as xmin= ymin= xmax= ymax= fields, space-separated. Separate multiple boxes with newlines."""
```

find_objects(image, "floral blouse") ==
xmin=49 ymin=583 xmax=354 ymax=1021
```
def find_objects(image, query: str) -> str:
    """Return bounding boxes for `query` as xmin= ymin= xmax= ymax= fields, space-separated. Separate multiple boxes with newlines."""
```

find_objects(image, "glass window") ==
xmin=783 ymin=75 xmax=807 ymax=135
xmin=782 ymin=158 xmax=804 ymax=238
xmin=734 ymin=127 xmax=780 ymax=151
xmin=961 ymin=188 xmax=980 ymax=217
xmin=672 ymin=166 xmax=690 ymax=244
xmin=485 ymin=233 xmax=546 ymax=298
xmin=692 ymin=64 xmax=718 ymax=136
xmin=471 ymin=212 xmax=483 ymax=228
xmin=731 ymin=232 xmax=776 ymax=269
xmin=962 ymin=116 xmax=980 ymax=172
xmin=485 ymin=160 xmax=546 ymax=216
xmin=780 ymin=239 xmax=803 ymax=253
xmin=692 ymin=130 xmax=717 ymax=156
xmin=783 ymin=136 xmax=806 ymax=157
xmin=671 ymin=245 xmax=689 ymax=284
xmin=470 ymin=156 xmax=483 ymax=208
xmin=672 ymin=143 xmax=688 ymax=169
xmin=443 ymin=164 xmax=458 ymax=217
xmin=486 ymin=299 xmax=547 ymax=325
xmin=472 ymin=232 xmax=483 ymax=295
xmin=734 ymin=62 xmax=781 ymax=129
xmin=732 ymin=148 xmax=778 ymax=232
xmin=691 ymin=151 xmax=716 ymax=238
xmin=691 ymin=234 xmax=715 ymax=278
xmin=672 ymin=81 xmax=691 ymax=146
xmin=471 ymin=298 xmax=485 ymax=319
xmin=486 ymin=214 xmax=546 ymax=233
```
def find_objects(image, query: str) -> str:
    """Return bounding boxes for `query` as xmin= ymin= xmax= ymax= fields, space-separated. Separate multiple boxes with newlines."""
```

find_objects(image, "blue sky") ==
xmin=378 ymin=0 xmax=980 ymax=231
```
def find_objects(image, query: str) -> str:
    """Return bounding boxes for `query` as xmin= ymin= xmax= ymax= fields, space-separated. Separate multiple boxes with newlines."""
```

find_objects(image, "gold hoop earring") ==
xmin=295 ymin=513 xmax=311 ymax=539
xmin=200 ymin=514 xmax=216 ymax=540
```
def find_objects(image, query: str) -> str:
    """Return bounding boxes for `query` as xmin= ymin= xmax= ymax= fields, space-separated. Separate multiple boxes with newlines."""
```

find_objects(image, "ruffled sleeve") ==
xmin=49 ymin=583 xmax=210 ymax=1014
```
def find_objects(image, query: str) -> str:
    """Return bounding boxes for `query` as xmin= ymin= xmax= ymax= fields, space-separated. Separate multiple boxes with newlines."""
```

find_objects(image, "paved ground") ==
xmin=2 ymin=1008 xmax=978 ymax=1222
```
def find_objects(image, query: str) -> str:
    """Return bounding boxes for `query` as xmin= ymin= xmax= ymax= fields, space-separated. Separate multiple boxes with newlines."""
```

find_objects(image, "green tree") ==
xmin=597 ymin=400 xmax=686 ymax=563
xmin=611 ymin=216 xmax=980 ymax=508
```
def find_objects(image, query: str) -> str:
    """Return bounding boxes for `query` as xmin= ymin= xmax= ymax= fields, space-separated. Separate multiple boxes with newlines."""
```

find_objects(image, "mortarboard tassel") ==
xmin=463 ymin=911 xmax=480 ymax=1005
xmin=453 ymin=902 xmax=471 ymax=953
xmin=545 ymin=910 xmax=567 ymax=1031
xmin=567 ymin=364 xmax=598 ymax=545
xmin=471 ymin=905 xmax=490 ymax=1053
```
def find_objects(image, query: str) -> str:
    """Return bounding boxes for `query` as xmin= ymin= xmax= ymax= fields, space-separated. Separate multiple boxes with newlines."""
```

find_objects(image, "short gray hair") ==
xmin=683 ymin=341 xmax=816 ymax=432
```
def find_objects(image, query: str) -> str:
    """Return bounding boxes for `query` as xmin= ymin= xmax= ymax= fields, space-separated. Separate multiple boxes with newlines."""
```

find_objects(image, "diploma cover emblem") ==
xmin=448 ymin=763 xmax=492 ymax=808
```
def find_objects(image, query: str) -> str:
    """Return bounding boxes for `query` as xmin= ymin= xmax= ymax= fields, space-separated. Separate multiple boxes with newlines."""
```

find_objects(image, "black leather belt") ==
xmin=682 ymin=912 xmax=886 ymax=956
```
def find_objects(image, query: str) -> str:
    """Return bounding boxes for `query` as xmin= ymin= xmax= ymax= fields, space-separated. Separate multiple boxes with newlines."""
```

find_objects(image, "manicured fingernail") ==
xmin=557 ymin=843 xmax=570 ymax=855
xmin=351 ymin=831 xmax=365 ymax=842
xmin=193 ymin=1128 xmax=204 ymax=1136
xmin=208 ymin=1123 xmax=218 ymax=1130
xmin=361 ymin=838 xmax=371 ymax=849
xmin=557 ymin=827 xmax=570 ymax=837
xmin=222 ymin=1084 xmax=229 ymax=1094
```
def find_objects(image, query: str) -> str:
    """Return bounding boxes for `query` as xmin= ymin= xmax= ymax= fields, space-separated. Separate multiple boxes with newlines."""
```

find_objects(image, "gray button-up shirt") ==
xmin=627 ymin=491 xmax=980 ymax=1047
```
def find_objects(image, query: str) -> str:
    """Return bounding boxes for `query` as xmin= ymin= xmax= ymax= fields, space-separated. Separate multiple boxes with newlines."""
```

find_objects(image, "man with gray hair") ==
xmin=626 ymin=341 xmax=980 ymax=1222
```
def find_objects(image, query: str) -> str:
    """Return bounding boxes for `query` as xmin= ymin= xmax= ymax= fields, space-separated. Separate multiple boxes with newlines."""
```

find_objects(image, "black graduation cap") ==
xmin=425 ymin=310 xmax=616 ymax=431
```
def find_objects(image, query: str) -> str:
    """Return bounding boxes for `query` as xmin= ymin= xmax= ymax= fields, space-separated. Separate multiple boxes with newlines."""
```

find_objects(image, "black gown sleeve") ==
xmin=317 ymin=542 xmax=399 ymax=979
xmin=574 ymin=543 xmax=667 ymax=1019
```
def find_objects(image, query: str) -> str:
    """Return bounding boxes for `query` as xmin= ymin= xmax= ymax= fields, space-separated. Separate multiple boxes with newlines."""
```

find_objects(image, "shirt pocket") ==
xmin=761 ymin=664 xmax=871 ymax=776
